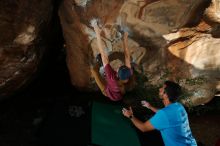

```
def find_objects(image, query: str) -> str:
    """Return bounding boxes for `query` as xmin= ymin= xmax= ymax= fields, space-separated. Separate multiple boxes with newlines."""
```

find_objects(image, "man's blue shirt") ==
xmin=149 ymin=102 xmax=197 ymax=146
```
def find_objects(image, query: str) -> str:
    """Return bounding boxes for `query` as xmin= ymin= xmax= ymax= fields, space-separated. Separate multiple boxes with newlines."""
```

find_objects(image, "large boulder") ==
xmin=162 ymin=20 xmax=220 ymax=106
xmin=59 ymin=0 xmax=219 ymax=106
xmin=0 ymin=0 xmax=53 ymax=99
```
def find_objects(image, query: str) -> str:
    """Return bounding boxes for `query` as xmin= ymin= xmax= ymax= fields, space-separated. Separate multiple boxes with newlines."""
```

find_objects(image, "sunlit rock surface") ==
xmin=1 ymin=0 xmax=220 ymax=107
xmin=0 ymin=0 xmax=53 ymax=99
xmin=162 ymin=5 xmax=220 ymax=106
xmin=59 ymin=0 xmax=220 ymax=106
xmin=205 ymin=0 xmax=220 ymax=24
xmin=59 ymin=0 xmax=206 ymax=89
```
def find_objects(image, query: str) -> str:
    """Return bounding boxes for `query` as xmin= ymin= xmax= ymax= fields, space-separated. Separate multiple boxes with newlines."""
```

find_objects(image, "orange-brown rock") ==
xmin=2 ymin=0 xmax=219 ymax=107
xmin=59 ymin=0 xmax=219 ymax=106
xmin=59 ymin=0 xmax=207 ymax=89
xmin=0 ymin=0 xmax=53 ymax=99
xmin=204 ymin=0 xmax=220 ymax=24
xmin=162 ymin=19 xmax=220 ymax=106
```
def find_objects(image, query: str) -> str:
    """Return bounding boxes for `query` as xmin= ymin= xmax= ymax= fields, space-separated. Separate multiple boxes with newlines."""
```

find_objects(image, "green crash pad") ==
xmin=92 ymin=101 xmax=141 ymax=146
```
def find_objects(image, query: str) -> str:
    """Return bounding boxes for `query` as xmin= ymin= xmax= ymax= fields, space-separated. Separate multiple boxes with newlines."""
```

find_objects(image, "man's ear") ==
xmin=163 ymin=93 xmax=169 ymax=100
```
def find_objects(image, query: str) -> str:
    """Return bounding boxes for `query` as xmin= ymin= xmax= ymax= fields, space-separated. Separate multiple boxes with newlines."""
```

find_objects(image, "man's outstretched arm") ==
xmin=141 ymin=100 xmax=159 ymax=113
xmin=123 ymin=32 xmax=131 ymax=69
xmin=122 ymin=107 xmax=154 ymax=132
xmin=91 ymin=19 xmax=109 ymax=66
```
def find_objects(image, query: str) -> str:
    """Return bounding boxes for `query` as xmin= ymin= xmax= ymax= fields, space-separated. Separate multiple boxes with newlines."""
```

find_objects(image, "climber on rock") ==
xmin=90 ymin=19 xmax=133 ymax=101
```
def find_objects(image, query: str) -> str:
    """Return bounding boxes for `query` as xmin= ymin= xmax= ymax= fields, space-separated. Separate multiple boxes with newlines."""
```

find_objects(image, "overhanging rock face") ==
xmin=59 ymin=0 xmax=206 ymax=89
xmin=1 ymin=0 xmax=219 ymax=106
xmin=0 ymin=0 xmax=53 ymax=99
xmin=59 ymin=0 xmax=220 ymax=106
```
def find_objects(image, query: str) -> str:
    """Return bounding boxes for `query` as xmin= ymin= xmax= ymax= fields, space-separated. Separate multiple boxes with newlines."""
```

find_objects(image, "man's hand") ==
xmin=90 ymin=18 xmax=101 ymax=34
xmin=90 ymin=18 xmax=98 ymax=28
xmin=141 ymin=100 xmax=151 ymax=109
xmin=122 ymin=107 xmax=133 ymax=118
xmin=141 ymin=100 xmax=158 ymax=113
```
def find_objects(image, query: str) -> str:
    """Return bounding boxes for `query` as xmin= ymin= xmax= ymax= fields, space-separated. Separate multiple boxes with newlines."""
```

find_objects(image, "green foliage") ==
xmin=185 ymin=76 xmax=207 ymax=86
xmin=177 ymin=76 xmax=220 ymax=114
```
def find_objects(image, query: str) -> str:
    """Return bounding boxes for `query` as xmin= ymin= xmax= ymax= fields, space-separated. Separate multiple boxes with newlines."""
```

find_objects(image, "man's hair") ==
xmin=164 ymin=81 xmax=181 ymax=102
xmin=118 ymin=65 xmax=132 ymax=80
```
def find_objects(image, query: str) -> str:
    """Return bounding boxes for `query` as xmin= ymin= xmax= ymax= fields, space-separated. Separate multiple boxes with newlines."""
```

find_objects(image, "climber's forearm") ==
xmin=123 ymin=32 xmax=131 ymax=68
xmin=94 ymin=28 xmax=109 ymax=66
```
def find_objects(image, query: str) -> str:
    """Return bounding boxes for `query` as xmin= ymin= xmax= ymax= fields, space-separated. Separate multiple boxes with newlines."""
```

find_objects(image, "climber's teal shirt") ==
xmin=149 ymin=102 xmax=197 ymax=146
